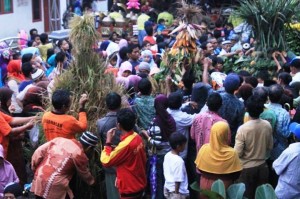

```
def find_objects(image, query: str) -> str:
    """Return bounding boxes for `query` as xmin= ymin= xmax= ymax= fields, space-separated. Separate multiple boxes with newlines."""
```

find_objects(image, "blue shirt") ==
xmin=267 ymin=103 xmax=291 ymax=160
xmin=19 ymin=80 xmax=33 ymax=92
xmin=218 ymin=92 xmax=245 ymax=145
xmin=273 ymin=143 xmax=300 ymax=199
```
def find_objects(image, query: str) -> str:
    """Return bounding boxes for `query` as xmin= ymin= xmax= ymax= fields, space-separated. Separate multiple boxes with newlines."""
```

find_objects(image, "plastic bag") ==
xmin=29 ymin=124 xmax=39 ymax=147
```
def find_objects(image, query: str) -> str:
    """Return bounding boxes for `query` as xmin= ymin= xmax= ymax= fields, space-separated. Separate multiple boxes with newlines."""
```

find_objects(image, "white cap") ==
xmin=222 ymin=40 xmax=232 ymax=45
xmin=31 ymin=69 xmax=44 ymax=81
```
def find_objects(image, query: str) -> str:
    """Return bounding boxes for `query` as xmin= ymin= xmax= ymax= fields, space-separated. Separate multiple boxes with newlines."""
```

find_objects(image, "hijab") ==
xmin=153 ymin=94 xmax=176 ymax=140
xmin=141 ymin=50 xmax=156 ymax=69
xmin=0 ymin=87 xmax=13 ymax=114
xmin=117 ymin=61 xmax=132 ymax=77
xmin=195 ymin=121 xmax=242 ymax=174
xmin=118 ymin=39 xmax=128 ymax=49
xmin=7 ymin=60 xmax=25 ymax=82
xmin=128 ymin=75 xmax=142 ymax=92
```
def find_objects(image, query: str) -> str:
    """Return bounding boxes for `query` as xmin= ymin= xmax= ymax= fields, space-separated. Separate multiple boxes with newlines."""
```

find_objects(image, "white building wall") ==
xmin=0 ymin=0 xmax=44 ymax=39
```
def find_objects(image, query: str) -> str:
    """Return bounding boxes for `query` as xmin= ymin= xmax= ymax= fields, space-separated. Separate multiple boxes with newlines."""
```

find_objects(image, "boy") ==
xmin=101 ymin=108 xmax=147 ymax=199
xmin=163 ymin=133 xmax=189 ymax=199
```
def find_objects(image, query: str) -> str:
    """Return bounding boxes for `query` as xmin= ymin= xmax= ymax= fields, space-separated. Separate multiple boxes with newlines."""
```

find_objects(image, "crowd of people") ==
xmin=0 ymin=4 xmax=300 ymax=199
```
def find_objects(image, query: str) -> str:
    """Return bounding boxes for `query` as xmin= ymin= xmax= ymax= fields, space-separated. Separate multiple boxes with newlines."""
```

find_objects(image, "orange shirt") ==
xmin=42 ymin=111 xmax=87 ymax=141
xmin=0 ymin=112 xmax=13 ymax=157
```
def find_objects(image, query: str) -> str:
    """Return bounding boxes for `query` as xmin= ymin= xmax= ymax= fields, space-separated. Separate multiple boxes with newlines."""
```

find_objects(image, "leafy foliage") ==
xmin=235 ymin=0 xmax=300 ymax=54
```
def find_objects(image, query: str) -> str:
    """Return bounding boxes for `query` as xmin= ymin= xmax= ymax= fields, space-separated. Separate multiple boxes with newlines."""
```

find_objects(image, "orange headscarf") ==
xmin=195 ymin=121 xmax=242 ymax=174
xmin=7 ymin=60 xmax=25 ymax=82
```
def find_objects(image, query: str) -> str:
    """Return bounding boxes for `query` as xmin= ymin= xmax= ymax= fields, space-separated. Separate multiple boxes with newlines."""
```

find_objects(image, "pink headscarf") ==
xmin=128 ymin=75 xmax=142 ymax=92
xmin=116 ymin=76 xmax=130 ymax=89
xmin=118 ymin=39 xmax=128 ymax=49
xmin=117 ymin=61 xmax=132 ymax=77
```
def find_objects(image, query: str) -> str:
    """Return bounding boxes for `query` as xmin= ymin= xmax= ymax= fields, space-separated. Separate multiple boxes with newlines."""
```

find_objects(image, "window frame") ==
xmin=32 ymin=0 xmax=42 ymax=22
xmin=0 ymin=0 xmax=13 ymax=15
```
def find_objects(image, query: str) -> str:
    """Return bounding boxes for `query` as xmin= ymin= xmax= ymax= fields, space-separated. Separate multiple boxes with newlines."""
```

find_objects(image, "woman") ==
xmin=6 ymin=60 xmax=25 ymax=115
xmin=117 ymin=61 xmax=132 ymax=77
xmin=57 ymin=39 xmax=72 ymax=63
xmin=142 ymin=94 xmax=176 ymax=199
xmin=0 ymin=88 xmax=27 ymax=186
xmin=195 ymin=121 xmax=242 ymax=192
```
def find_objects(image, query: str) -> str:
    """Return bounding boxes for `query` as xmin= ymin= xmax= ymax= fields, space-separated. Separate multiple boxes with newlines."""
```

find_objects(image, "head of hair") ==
xmin=280 ymin=89 xmax=293 ymax=111
xmin=142 ymin=41 xmax=151 ymax=48
xmin=199 ymin=35 xmax=208 ymax=44
xmin=238 ymin=83 xmax=253 ymax=102
xmin=168 ymin=92 xmax=183 ymax=110
xmin=158 ymin=18 xmax=165 ymax=24
xmin=119 ymin=47 xmax=128 ymax=61
xmin=290 ymin=58 xmax=300 ymax=69
xmin=213 ymin=30 xmax=222 ymax=38
xmin=55 ymin=51 xmax=66 ymax=63
xmin=127 ymin=44 xmax=139 ymax=54
xmin=47 ymin=48 xmax=55 ymax=61
xmin=40 ymin=33 xmax=49 ymax=44
xmin=278 ymin=72 xmax=292 ymax=85
xmin=215 ymin=19 xmax=223 ymax=28
xmin=57 ymin=39 xmax=67 ymax=49
xmin=268 ymin=84 xmax=284 ymax=103
xmin=246 ymin=95 xmax=265 ymax=118
xmin=156 ymin=35 xmax=164 ymax=43
xmin=21 ymin=62 xmax=34 ymax=78
xmin=238 ymin=70 xmax=251 ymax=78
xmin=252 ymin=86 xmax=268 ymax=103
xmin=200 ymin=41 xmax=208 ymax=50
xmin=121 ymin=31 xmax=128 ymax=39
xmin=138 ymin=78 xmax=152 ymax=95
xmin=31 ymin=34 xmax=40 ymax=42
xmin=256 ymin=70 xmax=270 ymax=82
xmin=207 ymin=92 xmax=222 ymax=112
xmin=51 ymin=89 xmax=71 ymax=110
xmin=109 ymin=32 xmax=118 ymax=41
xmin=182 ymin=69 xmax=195 ymax=90
xmin=29 ymin=28 xmax=38 ymax=36
xmin=21 ymin=53 xmax=33 ymax=64
xmin=117 ymin=108 xmax=136 ymax=131
xmin=145 ymin=25 xmax=153 ymax=36
xmin=106 ymin=92 xmax=121 ymax=110
xmin=169 ymin=132 xmax=187 ymax=150
xmin=245 ymin=76 xmax=258 ymax=88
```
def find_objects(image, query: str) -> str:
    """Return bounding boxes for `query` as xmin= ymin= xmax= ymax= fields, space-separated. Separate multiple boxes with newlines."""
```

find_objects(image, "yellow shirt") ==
xmin=137 ymin=14 xmax=150 ymax=30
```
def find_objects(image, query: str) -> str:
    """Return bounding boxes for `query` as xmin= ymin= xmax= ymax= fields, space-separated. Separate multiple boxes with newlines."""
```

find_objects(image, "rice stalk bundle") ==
xmin=49 ymin=14 xmax=124 ymax=199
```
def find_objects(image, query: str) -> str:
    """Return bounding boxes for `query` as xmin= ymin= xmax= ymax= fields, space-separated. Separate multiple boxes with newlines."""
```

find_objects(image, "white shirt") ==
xmin=17 ymin=84 xmax=34 ymax=101
xmin=7 ymin=79 xmax=23 ymax=113
xmin=167 ymin=109 xmax=196 ymax=159
xmin=273 ymin=143 xmax=300 ymax=199
xmin=289 ymin=72 xmax=300 ymax=86
xmin=163 ymin=151 xmax=189 ymax=194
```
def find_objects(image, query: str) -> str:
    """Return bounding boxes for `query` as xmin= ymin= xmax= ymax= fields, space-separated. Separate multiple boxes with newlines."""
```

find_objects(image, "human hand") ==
xmin=26 ymin=119 xmax=35 ymax=129
xmin=202 ymin=57 xmax=212 ymax=69
xmin=8 ymin=104 xmax=16 ymax=113
xmin=106 ymin=128 xmax=116 ymax=143
xmin=79 ymin=93 xmax=88 ymax=108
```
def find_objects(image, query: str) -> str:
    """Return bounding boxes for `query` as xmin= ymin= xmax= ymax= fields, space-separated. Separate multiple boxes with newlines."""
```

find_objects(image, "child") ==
xmin=105 ymin=53 xmax=119 ymax=77
xmin=157 ymin=18 xmax=166 ymax=33
xmin=163 ymin=133 xmax=189 ymax=199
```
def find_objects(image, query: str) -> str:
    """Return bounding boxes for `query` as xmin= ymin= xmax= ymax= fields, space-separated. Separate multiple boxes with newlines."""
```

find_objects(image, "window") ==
xmin=0 ymin=0 xmax=13 ymax=14
xmin=32 ymin=0 xmax=41 ymax=21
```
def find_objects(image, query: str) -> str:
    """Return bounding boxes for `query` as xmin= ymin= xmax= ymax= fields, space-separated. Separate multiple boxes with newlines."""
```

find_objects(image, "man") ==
xmin=289 ymin=57 xmax=300 ymax=85
xmin=266 ymin=84 xmax=291 ymax=187
xmin=101 ymin=108 xmax=147 ymax=199
xmin=218 ymin=40 xmax=241 ymax=58
xmin=37 ymin=33 xmax=53 ymax=61
xmin=127 ymin=44 xmax=141 ymax=75
xmin=133 ymin=78 xmax=155 ymax=130
xmin=191 ymin=92 xmax=229 ymax=152
xmin=218 ymin=73 xmax=245 ymax=145
xmin=273 ymin=123 xmax=300 ymax=199
xmin=235 ymin=96 xmax=273 ymax=199
xmin=97 ymin=92 xmax=122 ymax=199
xmin=200 ymin=41 xmax=214 ymax=57
xmin=167 ymin=92 xmax=196 ymax=159
xmin=31 ymin=132 xmax=98 ymax=199
xmin=42 ymin=89 xmax=88 ymax=141
xmin=208 ymin=37 xmax=220 ymax=55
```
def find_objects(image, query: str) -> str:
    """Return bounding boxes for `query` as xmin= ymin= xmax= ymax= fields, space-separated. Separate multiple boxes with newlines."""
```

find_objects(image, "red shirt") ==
xmin=101 ymin=131 xmax=147 ymax=194
xmin=0 ymin=112 xmax=13 ymax=157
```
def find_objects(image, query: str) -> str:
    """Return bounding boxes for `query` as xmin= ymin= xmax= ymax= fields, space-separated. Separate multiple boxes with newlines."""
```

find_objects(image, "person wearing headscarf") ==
xmin=0 ymin=87 xmax=34 ymax=186
xmin=117 ymin=61 xmax=132 ymax=77
xmin=0 ymin=144 xmax=19 ymax=198
xmin=31 ymin=132 xmax=98 ymax=199
xmin=141 ymin=50 xmax=158 ymax=70
xmin=195 ymin=121 xmax=242 ymax=192
xmin=6 ymin=60 xmax=25 ymax=114
xmin=118 ymin=39 xmax=128 ymax=49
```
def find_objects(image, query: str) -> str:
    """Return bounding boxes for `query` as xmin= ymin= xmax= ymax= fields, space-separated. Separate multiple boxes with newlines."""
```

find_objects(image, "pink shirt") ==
xmin=191 ymin=111 xmax=230 ymax=152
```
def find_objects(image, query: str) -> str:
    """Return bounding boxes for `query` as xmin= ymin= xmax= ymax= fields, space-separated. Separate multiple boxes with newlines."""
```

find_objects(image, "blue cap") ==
xmin=289 ymin=122 xmax=300 ymax=139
